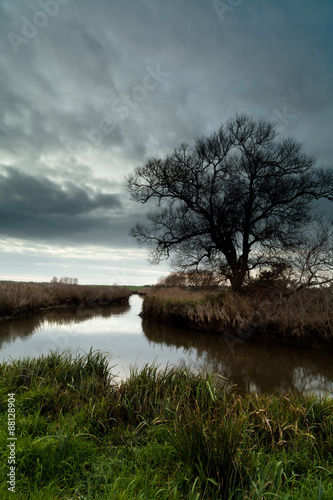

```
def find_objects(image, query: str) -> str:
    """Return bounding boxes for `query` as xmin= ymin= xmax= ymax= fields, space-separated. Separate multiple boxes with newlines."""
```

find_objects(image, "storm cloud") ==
xmin=0 ymin=165 xmax=139 ymax=246
xmin=0 ymin=0 xmax=332 ymax=283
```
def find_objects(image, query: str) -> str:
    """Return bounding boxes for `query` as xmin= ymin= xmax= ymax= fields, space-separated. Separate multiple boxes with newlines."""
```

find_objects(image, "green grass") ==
xmin=0 ymin=351 xmax=332 ymax=499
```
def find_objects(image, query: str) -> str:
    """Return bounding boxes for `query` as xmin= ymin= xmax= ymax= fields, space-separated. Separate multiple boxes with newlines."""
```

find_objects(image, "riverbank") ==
xmin=141 ymin=286 xmax=333 ymax=349
xmin=0 ymin=281 xmax=132 ymax=320
xmin=0 ymin=351 xmax=332 ymax=499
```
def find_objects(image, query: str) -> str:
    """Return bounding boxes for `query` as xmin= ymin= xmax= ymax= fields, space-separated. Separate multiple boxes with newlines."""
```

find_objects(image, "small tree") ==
xmin=289 ymin=221 xmax=333 ymax=288
xmin=127 ymin=114 xmax=333 ymax=292
xmin=58 ymin=277 xmax=78 ymax=285
xmin=157 ymin=270 xmax=225 ymax=290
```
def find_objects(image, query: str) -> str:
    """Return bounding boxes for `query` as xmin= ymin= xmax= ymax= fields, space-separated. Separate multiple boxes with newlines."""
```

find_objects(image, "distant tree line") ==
xmin=50 ymin=277 xmax=78 ymax=285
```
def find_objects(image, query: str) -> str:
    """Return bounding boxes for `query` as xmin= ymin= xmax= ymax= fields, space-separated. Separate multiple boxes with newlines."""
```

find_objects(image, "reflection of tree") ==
xmin=142 ymin=319 xmax=333 ymax=395
xmin=0 ymin=304 xmax=130 ymax=350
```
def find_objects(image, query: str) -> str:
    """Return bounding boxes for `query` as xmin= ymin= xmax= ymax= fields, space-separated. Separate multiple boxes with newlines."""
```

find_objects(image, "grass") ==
xmin=0 ymin=351 xmax=332 ymax=499
xmin=141 ymin=286 xmax=333 ymax=348
xmin=124 ymin=286 xmax=151 ymax=292
xmin=0 ymin=281 xmax=132 ymax=320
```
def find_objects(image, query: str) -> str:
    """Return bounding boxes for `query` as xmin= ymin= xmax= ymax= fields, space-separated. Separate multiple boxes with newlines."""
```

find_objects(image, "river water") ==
xmin=0 ymin=295 xmax=332 ymax=396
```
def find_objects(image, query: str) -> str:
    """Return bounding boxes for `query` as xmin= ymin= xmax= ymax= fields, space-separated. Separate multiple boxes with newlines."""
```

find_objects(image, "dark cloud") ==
xmin=0 ymin=0 xmax=332 ymax=281
xmin=1 ymin=0 xmax=332 ymax=170
xmin=0 ymin=166 xmax=135 ymax=245
xmin=0 ymin=166 xmax=121 ymax=213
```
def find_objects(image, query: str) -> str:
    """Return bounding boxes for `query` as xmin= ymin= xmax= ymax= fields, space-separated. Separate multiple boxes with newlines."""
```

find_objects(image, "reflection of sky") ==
xmin=0 ymin=295 xmax=332 ymax=396
xmin=292 ymin=367 xmax=333 ymax=398
xmin=0 ymin=296 xmax=199 ymax=381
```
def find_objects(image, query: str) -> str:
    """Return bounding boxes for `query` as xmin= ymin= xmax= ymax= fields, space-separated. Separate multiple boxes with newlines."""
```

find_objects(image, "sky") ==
xmin=0 ymin=0 xmax=332 ymax=285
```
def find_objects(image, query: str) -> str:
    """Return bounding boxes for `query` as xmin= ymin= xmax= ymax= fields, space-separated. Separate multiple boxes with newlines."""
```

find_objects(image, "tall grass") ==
xmin=0 ymin=351 xmax=332 ymax=498
xmin=0 ymin=281 xmax=132 ymax=319
xmin=142 ymin=286 xmax=333 ymax=347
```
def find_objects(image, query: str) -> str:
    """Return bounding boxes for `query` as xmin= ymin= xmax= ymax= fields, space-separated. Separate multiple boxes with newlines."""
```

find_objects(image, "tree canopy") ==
xmin=126 ymin=114 xmax=333 ymax=291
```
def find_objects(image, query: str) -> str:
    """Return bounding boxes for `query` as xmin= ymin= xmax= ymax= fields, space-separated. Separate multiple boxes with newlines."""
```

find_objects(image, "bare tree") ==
xmin=127 ymin=114 xmax=333 ymax=292
xmin=289 ymin=221 xmax=333 ymax=288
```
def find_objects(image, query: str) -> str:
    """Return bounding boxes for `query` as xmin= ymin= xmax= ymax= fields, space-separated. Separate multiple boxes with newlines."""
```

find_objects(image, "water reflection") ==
xmin=0 ymin=304 xmax=130 ymax=350
xmin=142 ymin=319 xmax=333 ymax=396
xmin=0 ymin=296 xmax=332 ymax=396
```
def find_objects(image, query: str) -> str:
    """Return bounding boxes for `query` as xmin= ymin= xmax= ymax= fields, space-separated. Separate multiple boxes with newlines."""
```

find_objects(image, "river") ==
xmin=0 ymin=295 xmax=332 ymax=396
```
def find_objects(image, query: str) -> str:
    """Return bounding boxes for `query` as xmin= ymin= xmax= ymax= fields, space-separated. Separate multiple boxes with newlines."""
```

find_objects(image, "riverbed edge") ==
xmin=141 ymin=287 xmax=333 ymax=350
xmin=0 ymin=281 xmax=132 ymax=322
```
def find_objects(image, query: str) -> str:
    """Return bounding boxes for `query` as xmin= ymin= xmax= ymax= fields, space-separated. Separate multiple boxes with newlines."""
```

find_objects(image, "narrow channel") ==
xmin=0 ymin=295 xmax=332 ymax=396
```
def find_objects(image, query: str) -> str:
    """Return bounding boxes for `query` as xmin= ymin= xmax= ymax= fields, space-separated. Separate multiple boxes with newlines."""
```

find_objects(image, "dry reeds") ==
xmin=0 ymin=281 xmax=131 ymax=320
xmin=142 ymin=287 xmax=256 ymax=331
xmin=142 ymin=286 xmax=333 ymax=347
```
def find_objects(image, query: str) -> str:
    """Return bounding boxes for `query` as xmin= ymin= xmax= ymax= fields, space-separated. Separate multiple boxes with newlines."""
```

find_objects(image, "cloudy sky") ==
xmin=0 ymin=0 xmax=332 ymax=284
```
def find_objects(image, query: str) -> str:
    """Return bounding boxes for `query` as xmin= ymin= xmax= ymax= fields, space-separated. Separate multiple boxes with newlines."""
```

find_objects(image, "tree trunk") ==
xmin=228 ymin=257 xmax=248 ymax=292
xmin=230 ymin=269 xmax=245 ymax=293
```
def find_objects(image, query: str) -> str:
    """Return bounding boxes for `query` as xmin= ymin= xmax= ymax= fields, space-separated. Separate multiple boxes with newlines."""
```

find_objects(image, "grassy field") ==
xmin=0 ymin=351 xmax=332 ymax=499
xmin=124 ymin=285 xmax=151 ymax=292
xmin=0 ymin=282 xmax=132 ymax=320
xmin=141 ymin=286 xmax=333 ymax=348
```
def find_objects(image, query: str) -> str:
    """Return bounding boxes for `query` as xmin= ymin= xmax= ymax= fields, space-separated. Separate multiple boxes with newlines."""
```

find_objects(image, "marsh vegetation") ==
xmin=0 ymin=281 xmax=131 ymax=320
xmin=0 ymin=351 xmax=332 ymax=499
xmin=142 ymin=284 xmax=333 ymax=349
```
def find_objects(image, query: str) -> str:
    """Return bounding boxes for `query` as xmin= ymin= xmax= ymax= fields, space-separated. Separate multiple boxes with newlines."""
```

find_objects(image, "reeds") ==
xmin=0 ymin=281 xmax=132 ymax=319
xmin=142 ymin=286 xmax=333 ymax=347
xmin=0 ymin=351 xmax=332 ymax=498
xmin=142 ymin=287 xmax=253 ymax=330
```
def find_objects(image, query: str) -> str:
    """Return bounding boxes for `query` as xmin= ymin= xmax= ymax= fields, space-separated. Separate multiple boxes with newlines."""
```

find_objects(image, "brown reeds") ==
xmin=142 ymin=287 xmax=254 ymax=331
xmin=0 ymin=281 xmax=131 ymax=320
xmin=141 ymin=286 xmax=333 ymax=347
